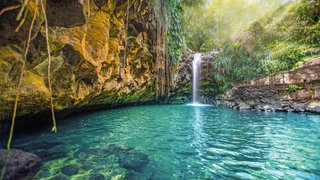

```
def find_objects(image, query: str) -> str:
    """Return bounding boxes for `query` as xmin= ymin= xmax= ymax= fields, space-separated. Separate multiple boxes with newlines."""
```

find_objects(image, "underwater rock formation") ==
xmin=118 ymin=151 xmax=149 ymax=172
xmin=215 ymin=57 xmax=320 ymax=113
xmin=106 ymin=144 xmax=149 ymax=172
xmin=0 ymin=0 xmax=170 ymax=128
xmin=61 ymin=164 xmax=80 ymax=176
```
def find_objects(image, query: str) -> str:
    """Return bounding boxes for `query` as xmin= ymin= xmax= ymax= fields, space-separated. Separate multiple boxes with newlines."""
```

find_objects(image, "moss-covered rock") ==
xmin=0 ymin=0 xmax=163 ymax=124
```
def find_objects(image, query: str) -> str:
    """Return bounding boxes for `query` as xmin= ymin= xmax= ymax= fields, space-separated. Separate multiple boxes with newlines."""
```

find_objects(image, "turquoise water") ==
xmin=9 ymin=105 xmax=320 ymax=179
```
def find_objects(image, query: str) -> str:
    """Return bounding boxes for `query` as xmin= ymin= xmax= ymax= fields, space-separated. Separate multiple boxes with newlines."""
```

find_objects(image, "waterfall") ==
xmin=188 ymin=53 xmax=212 ymax=107
xmin=192 ymin=53 xmax=201 ymax=104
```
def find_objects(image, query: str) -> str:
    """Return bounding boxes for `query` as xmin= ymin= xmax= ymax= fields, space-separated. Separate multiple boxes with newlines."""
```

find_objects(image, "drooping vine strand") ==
xmin=0 ymin=0 xmax=39 ymax=179
xmin=40 ymin=0 xmax=57 ymax=133
xmin=16 ymin=0 xmax=29 ymax=21
xmin=123 ymin=0 xmax=130 ymax=67
xmin=15 ymin=8 xmax=29 ymax=32
xmin=0 ymin=5 xmax=21 ymax=16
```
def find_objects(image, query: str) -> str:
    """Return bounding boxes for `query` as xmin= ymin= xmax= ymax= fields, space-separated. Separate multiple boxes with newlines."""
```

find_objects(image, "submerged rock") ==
xmin=74 ymin=149 xmax=89 ymax=160
xmin=106 ymin=144 xmax=150 ymax=170
xmin=49 ymin=174 xmax=68 ymax=180
xmin=0 ymin=149 xmax=41 ymax=180
xmin=89 ymin=173 xmax=105 ymax=180
xmin=123 ymin=171 xmax=140 ymax=180
xmin=61 ymin=164 xmax=80 ymax=176
xmin=106 ymin=144 xmax=134 ymax=154
xmin=80 ymin=161 xmax=97 ymax=171
xmin=36 ymin=168 xmax=51 ymax=178
xmin=118 ymin=151 xmax=149 ymax=172
xmin=14 ymin=141 xmax=62 ymax=152
xmin=13 ymin=141 xmax=67 ymax=161
xmin=39 ymin=151 xmax=68 ymax=161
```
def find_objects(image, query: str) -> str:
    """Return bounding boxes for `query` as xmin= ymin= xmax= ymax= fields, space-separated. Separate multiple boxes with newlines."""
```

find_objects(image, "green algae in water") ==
xmin=6 ymin=105 xmax=320 ymax=179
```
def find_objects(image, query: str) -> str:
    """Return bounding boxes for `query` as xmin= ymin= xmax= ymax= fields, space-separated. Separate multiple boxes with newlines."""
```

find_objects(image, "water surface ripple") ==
xmin=8 ymin=105 xmax=320 ymax=179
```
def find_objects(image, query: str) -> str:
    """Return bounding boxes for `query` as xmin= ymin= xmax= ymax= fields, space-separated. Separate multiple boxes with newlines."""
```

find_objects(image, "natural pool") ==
xmin=7 ymin=105 xmax=320 ymax=179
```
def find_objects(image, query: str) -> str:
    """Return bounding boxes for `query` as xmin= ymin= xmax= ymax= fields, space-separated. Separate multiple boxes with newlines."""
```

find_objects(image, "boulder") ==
xmin=0 ymin=149 xmax=41 ymax=180
xmin=118 ymin=151 xmax=149 ymax=172
xmin=106 ymin=144 xmax=134 ymax=154
xmin=307 ymin=101 xmax=320 ymax=113
xmin=89 ymin=173 xmax=105 ymax=180
xmin=106 ymin=144 xmax=150 ymax=172
xmin=61 ymin=164 xmax=80 ymax=176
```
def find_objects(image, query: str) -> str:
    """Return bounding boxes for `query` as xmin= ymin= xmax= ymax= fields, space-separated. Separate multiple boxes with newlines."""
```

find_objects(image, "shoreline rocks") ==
xmin=0 ymin=149 xmax=42 ymax=180
xmin=214 ymin=57 xmax=320 ymax=114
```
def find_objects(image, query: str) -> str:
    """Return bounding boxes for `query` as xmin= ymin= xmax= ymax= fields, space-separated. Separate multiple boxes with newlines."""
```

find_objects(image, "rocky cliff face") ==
xmin=215 ymin=57 xmax=320 ymax=113
xmin=0 ymin=0 xmax=168 ymax=125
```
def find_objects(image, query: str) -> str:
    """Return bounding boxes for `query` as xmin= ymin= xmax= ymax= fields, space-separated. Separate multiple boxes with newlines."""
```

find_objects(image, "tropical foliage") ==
xmin=182 ymin=0 xmax=320 ymax=95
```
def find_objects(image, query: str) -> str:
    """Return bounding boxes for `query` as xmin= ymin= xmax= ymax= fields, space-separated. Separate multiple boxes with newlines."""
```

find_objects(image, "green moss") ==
xmin=285 ymin=84 xmax=304 ymax=94
xmin=168 ymin=83 xmax=192 ymax=104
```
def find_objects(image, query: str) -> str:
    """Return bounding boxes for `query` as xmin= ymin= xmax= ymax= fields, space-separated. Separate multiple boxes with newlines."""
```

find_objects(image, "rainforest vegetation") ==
xmin=182 ymin=0 xmax=320 ymax=95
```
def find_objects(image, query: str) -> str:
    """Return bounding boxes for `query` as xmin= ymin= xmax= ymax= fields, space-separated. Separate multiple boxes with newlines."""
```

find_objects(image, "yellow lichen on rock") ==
xmin=0 ymin=0 xmax=164 ymax=121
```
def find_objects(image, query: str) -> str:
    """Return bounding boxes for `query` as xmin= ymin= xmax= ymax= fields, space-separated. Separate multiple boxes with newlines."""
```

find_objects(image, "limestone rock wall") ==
xmin=215 ymin=57 xmax=320 ymax=113
xmin=0 ymin=0 xmax=163 ymax=121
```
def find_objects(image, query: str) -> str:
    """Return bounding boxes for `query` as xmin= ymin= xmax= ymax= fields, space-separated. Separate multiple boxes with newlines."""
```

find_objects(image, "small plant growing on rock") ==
xmin=285 ymin=84 xmax=304 ymax=94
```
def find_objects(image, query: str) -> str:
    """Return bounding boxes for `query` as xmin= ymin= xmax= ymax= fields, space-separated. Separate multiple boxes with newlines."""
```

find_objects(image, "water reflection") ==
xmin=191 ymin=107 xmax=207 ymax=156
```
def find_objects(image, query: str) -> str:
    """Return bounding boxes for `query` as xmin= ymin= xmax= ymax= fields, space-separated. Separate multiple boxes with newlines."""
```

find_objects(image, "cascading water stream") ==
xmin=192 ymin=53 xmax=201 ymax=104
xmin=188 ymin=53 xmax=211 ymax=107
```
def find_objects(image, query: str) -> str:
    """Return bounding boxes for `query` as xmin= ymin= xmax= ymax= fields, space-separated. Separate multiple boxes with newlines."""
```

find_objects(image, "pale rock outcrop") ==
xmin=215 ymin=57 xmax=320 ymax=113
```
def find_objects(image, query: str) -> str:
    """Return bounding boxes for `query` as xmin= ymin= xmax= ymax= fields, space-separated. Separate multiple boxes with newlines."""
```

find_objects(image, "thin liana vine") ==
xmin=0 ymin=0 xmax=38 ymax=179
xmin=40 ymin=0 xmax=57 ymax=133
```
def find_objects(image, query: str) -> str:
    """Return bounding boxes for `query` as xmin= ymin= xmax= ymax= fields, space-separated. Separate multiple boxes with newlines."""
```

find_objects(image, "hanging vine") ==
xmin=0 ymin=0 xmax=39 ymax=179
xmin=0 ymin=5 xmax=21 ymax=16
xmin=40 ymin=0 xmax=57 ymax=133
xmin=151 ymin=0 xmax=187 ymax=99
xmin=122 ymin=0 xmax=130 ymax=68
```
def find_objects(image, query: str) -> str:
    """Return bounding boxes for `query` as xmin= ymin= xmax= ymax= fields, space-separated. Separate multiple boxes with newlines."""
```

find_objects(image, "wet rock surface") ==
xmin=0 ymin=149 xmax=41 ymax=180
xmin=169 ymin=50 xmax=222 ymax=103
